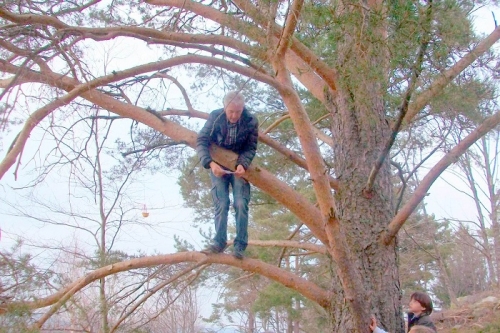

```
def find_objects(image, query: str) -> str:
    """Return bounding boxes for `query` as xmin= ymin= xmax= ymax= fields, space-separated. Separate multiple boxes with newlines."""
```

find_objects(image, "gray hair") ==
xmin=223 ymin=91 xmax=245 ymax=107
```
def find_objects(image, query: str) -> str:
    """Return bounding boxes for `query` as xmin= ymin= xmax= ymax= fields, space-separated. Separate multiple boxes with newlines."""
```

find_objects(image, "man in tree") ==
xmin=196 ymin=91 xmax=259 ymax=259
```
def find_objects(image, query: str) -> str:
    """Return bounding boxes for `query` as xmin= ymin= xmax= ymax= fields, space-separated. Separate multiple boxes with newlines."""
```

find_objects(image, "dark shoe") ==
xmin=201 ymin=244 xmax=224 ymax=254
xmin=233 ymin=248 xmax=244 ymax=260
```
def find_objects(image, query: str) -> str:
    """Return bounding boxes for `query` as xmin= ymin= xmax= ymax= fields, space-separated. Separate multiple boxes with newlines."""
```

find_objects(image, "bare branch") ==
xmin=276 ymin=0 xmax=304 ymax=59
xmin=262 ymin=114 xmax=290 ymax=135
xmin=0 ymin=64 xmax=332 ymax=247
xmin=0 ymin=54 xmax=280 ymax=179
xmin=109 ymin=261 xmax=209 ymax=333
xmin=4 ymin=251 xmax=332 ymax=329
xmin=233 ymin=0 xmax=340 ymax=91
xmin=277 ymin=223 xmax=304 ymax=267
xmin=147 ymin=0 xmax=339 ymax=93
xmin=245 ymin=239 xmax=325 ymax=254
xmin=0 ymin=77 xmax=23 ymax=88
xmin=87 ymin=108 xmax=341 ymax=190
xmin=154 ymin=72 xmax=194 ymax=112
xmin=384 ymin=110 xmax=500 ymax=244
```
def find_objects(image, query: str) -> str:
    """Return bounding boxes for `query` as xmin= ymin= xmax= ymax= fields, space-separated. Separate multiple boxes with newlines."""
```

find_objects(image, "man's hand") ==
xmin=234 ymin=165 xmax=246 ymax=177
xmin=210 ymin=162 xmax=226 ymax=177
xmin=370 ymin=316 xmax=377 ymax=332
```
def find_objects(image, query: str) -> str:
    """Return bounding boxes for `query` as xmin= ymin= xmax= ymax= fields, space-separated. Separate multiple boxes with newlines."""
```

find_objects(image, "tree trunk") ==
xmin=462 ymin=154 xmax=497 ymax=285
xmin=248 ymin=311 xmax=255 ymax=333
xmin=482 ymin=137 xmax=500 ymax=285
xmin=293 ymin=299 xmax=300 ymax=333
xmin=327 ymin=3 xmax=403 ymax=331
xmin=293 ymin=257 xmax=300 ymax=333
xmin=328 ymin=88 xmax=403 ymax=332
xmin=287 ymin=313 xmax=293 ymax=333
xmin=99 ymin=278 xmax=110 ymax=333
xmin=434 ymin=240 xmax=458 ymax=307
xmin=276 ymin=310 xmax=280 ymax=333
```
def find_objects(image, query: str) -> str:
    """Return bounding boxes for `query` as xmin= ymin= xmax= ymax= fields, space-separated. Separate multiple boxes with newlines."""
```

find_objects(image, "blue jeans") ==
xmin=209 ymin=171 xmax=250 ymax=251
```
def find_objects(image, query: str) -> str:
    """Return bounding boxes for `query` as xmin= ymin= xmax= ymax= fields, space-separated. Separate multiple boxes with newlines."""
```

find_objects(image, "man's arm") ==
xmin=196 ymin=111 xmax=217 ymax=169
xmin=370 ymin=317 xmax=389 ymax=333
xmin=236 ymin=118 xmax=259 ymax=170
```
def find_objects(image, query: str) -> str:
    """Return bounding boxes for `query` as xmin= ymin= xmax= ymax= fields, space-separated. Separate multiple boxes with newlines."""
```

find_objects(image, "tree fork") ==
xmin=272 ymin=59 xmax=370 ymax=332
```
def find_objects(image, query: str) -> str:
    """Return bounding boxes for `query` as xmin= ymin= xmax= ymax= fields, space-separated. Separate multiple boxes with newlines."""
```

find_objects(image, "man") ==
xmin=196 ymin=91 xmax=259 ymax=259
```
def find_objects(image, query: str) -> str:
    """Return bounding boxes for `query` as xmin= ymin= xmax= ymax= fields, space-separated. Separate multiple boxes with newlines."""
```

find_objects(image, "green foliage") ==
xmin=0 ymin=241 xmax=54 ymax=302
xmin=0 ymin=304 xmax=39 ymax=333
xmin=429 ymin=76 xmax=497 ymax=124
xmin=178 ymin=155 xmax=214 ymax=226
xmin=0 ymin=242 xmax=51 ymax=332
xmin=398 ymin=214 xmax=454 ymax=303
xmin=88 ymin=249 xmax=133 ymax=268
xmin=252 ymin=282 xmax=304 ymax=317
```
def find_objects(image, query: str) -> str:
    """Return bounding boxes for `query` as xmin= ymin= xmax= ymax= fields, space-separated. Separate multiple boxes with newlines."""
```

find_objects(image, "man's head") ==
xmin=409 ymin=291 xmax=433 ymax=315
xmin=409 ymin=325 xmax=435 ymax=333
xmin=223 ymin=91 xmax=245 ymax=124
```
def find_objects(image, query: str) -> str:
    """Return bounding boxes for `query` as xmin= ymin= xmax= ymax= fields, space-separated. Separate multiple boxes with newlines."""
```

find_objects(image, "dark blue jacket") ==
xmin=196 ymin=108 xmax=258 ymax=170
xmin=408 ymin=312 xmax=436 ymax=332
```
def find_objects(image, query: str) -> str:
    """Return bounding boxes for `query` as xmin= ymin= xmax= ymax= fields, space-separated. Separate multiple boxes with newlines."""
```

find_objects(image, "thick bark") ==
xmin=273 ymin=64 xmax=369 ymax=332
xmin=330 ymin=89 xmax=402 ymax=332
xmin=328 ymin=3 xmax=403 ymax=332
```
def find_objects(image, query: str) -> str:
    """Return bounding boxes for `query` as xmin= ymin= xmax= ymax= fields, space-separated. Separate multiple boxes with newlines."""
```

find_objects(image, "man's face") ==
xmin=225 ymin=102 xmax=244 ymax=124
xmin=409 ymin=298 xmax=426 ymax=314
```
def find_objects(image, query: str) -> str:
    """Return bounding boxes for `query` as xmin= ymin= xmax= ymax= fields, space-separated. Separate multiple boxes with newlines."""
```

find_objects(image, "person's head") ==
xmin=223 ymin=91 xmax=245 ymax=123
xmin=409 ymin=291 xmax=433 ymax=315
xmin=409 ymin=325 xmax=435 ymax=333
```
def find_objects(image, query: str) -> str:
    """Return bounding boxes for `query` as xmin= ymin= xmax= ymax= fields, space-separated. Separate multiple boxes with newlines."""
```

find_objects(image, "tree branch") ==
xmin=271 ymin=54 xmax=368 ymax=333
xmin=0 ymin=54 xmax=280 ymax=180
xmin=12 ymin=66 xmax=332 ymax=246
xmin=154 ymin=72 xmax=194 ymax=112
xmin=3 ymin=252 xmax=331 ymax=327
xmin=1 ymin=3 xmax=334 ymax=116
xmin=404 ymin=24 xmax=500 ymax=125
xmin=91 ymin=108 xmax=341 ymax=189
xmin=146 ymin=0 xmax=339 ymax=95
xmin=108 ymin=261 xmax=209 ymax=333
xmin=245 ymin=239 xmax=325 ymax=254
xmin=0 ymin=8 xmax=252 ymax=55
xmin=229 ymin=0 xmax=339 ymax=91
xmin=275 ymin=0 xmax=304 ymax=59
xmin=120 ymin=141 xmax=183 ymax=157
xmin=384 ymin=110 xmax=500 ymax=244
xmin=262 ymin=113 xmax=290 ymax=134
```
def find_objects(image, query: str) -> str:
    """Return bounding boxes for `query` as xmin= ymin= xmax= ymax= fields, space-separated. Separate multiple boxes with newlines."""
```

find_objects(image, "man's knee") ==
xmin=215 ymin=197 xmax=230 ymax=212
xmin=233 ymin=198 xmax=248 ymax=212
